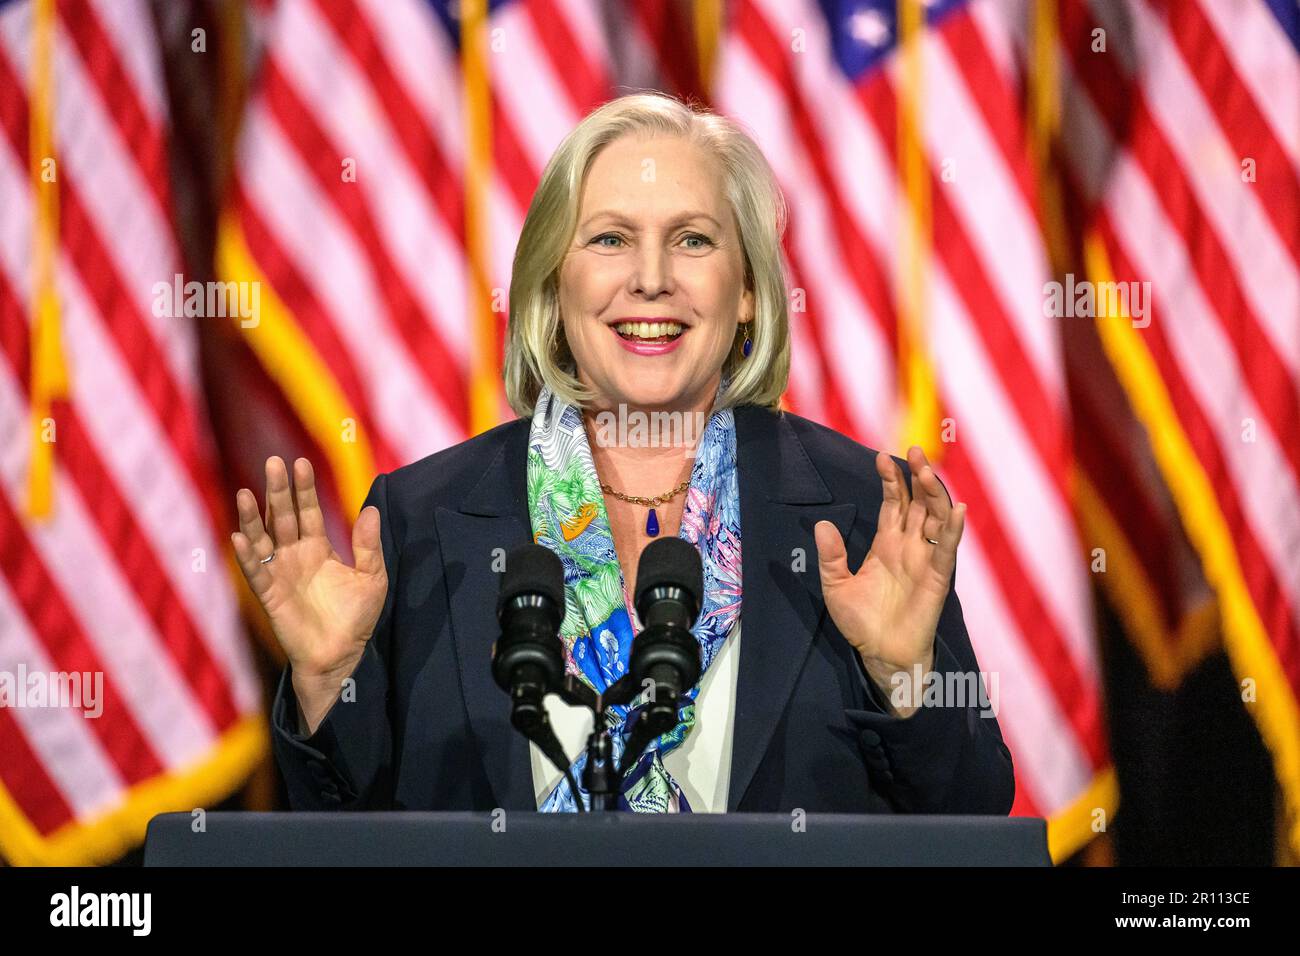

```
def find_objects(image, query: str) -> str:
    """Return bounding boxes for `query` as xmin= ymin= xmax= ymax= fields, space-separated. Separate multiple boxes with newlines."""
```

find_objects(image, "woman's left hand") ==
xmin=814 ymin=446 xmax=967 ymax=717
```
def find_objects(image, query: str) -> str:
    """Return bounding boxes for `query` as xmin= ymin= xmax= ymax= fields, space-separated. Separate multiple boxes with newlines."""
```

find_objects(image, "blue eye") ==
xmin=681 ymin=233 xmax=714 ymax=249
xmin=590 ymin=233 xmax=624 ymax=248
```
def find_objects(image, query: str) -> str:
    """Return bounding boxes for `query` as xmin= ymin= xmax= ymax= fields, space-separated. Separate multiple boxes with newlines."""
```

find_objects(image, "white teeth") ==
xmin=614 ymin=320 xmax=683 ymax=339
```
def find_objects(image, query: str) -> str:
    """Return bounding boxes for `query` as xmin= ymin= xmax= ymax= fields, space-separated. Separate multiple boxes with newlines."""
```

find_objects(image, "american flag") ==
xmin=1053 ymin=0 xmax=1300 ymax=852
xmin=0 ymin=0 xmax=263 ymax=865
xmin=716 ymin=0 xmax=1112 ymax=857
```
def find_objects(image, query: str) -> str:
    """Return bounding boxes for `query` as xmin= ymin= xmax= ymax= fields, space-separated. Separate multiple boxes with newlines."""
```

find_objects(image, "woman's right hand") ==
xmin=231 ymin=457 xmax=388 ymax=728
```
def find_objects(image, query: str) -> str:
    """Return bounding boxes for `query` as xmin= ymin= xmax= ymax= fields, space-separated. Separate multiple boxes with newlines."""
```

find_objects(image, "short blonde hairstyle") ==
xmin=504 ymin=92 xmax=790 ymax=417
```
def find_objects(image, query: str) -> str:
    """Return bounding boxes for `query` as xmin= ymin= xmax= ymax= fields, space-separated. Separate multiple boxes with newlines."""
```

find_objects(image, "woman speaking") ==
xmin=232 ymin=92 xmax=1013 ymax=815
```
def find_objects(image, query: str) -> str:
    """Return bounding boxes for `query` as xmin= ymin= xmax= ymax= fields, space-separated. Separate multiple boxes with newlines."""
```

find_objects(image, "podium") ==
xmin=144 ymin=812 xmax=1050 ymax=866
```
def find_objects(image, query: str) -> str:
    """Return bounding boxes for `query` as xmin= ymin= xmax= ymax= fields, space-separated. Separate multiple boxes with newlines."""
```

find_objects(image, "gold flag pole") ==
xmin=896 ymin=0 xmax=941 ymax=459
xmin=26 ymin=0 xmax=67 ymax=520
xmin=463 ymin=0 xmax=498 ymax=435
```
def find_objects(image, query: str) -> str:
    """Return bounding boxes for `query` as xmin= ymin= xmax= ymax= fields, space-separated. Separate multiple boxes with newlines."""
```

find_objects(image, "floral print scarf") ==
xmin=526 ymin=385 xmax=742 ymax=812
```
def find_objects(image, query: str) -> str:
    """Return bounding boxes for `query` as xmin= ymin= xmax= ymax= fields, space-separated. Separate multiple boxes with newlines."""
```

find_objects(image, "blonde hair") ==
xmin=503 ymin=92 xmax=790 ymax=417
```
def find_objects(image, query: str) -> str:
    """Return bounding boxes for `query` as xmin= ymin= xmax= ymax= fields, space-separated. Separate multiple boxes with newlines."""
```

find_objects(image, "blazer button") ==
xmin=859 ymin=729 xmax=883 ymax=749
xmin=863 ymin=751 xmax=890 ymax=771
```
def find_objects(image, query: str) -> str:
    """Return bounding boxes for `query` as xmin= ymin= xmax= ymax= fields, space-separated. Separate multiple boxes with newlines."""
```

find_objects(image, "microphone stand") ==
xmin=514 ymin=616 xmax=700 ymax=813
xmin=552 ymin=676 xmax=623 ymax=812
xmin=546 ymin=671 xmax=665 ymax=812
xmin=499 ymin=642 xmax=653 ymax=812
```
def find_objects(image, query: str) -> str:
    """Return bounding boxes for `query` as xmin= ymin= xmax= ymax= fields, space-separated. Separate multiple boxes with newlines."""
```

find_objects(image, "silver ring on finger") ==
xmin=925 ymin=537 xmax=939 ymax=546
xmin=260 ymin=551 xmax=276 ymax=564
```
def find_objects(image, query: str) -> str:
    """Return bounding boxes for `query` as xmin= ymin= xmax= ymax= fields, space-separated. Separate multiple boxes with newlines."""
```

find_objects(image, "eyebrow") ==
xmin=579 ymin=210 xmax=724 ymax=230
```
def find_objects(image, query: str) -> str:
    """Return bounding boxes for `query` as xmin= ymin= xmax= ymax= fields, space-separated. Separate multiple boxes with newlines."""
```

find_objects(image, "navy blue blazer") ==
xmin=271 ymin=404 xmax=1015 ymax=814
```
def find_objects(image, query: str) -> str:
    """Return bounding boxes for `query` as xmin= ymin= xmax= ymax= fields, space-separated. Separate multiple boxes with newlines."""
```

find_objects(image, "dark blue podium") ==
xmin=144 ymin=812 xmax=1050 ymax=866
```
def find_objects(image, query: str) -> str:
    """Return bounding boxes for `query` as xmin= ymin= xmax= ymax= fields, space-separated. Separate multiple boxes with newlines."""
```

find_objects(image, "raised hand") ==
xmin=231 ymin=457 xmax=387 ymax=715
xmin=814 ymin=446 xmax=967 ymax=717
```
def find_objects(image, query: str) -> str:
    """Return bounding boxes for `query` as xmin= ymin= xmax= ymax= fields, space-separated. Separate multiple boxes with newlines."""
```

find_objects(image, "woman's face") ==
xmin=559 ymin=132 xmax=754 ymax=414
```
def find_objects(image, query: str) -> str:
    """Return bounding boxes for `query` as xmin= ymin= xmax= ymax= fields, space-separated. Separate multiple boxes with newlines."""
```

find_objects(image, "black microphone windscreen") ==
xmin=634 ymin=536 xmax=703 ymax=611
xmin=498 ymin=544 xmax=566 ymax=614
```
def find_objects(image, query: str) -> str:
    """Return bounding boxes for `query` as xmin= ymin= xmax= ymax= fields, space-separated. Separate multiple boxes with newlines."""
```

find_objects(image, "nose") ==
xmin=628 ymin=240 xmax=673 ymax=299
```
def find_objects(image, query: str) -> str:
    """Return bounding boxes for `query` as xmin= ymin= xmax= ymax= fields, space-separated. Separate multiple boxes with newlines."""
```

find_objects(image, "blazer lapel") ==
xmin=436 ymin=421 xmax=538 ymax=810
xmin=727 ymin=406 xmax=856 ymax=810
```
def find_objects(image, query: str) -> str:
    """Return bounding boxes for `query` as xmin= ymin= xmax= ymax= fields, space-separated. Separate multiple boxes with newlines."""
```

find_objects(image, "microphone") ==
xmin=492 ymin=544 xmax=579 ymax=804
xmin=617 ymin=537 xmax=704 ymax=776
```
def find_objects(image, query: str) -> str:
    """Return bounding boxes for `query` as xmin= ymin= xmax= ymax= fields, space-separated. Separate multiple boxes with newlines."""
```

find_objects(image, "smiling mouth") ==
xmin=611 ymin=320 xmax=685 ymax=344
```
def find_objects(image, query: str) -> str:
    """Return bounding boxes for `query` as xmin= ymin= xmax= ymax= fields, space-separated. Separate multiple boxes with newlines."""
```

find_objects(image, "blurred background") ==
xmin=0 ymin=0 xmax=1295 ymax=866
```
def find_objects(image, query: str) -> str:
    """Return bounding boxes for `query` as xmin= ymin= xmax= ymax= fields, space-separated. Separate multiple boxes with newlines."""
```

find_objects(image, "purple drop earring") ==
xmin=742 ymin=329 xmax=753 ymax=358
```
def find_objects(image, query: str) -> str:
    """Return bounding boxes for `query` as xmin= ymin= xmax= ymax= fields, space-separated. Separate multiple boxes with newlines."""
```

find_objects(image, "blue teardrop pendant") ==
xmin=645 ymin=507 xmax=660 ymax=537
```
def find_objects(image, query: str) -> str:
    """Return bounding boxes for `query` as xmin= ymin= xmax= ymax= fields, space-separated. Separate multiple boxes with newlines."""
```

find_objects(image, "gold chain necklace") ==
xmin=599 ymin=477 xmax=691 ymax=537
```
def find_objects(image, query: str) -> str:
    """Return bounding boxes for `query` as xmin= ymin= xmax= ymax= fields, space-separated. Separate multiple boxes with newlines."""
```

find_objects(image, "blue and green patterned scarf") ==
xmin=526 ymin=385 xmax=742 ymax=812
